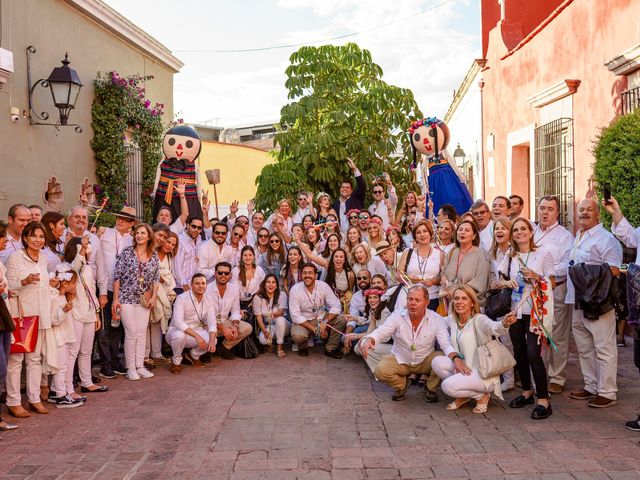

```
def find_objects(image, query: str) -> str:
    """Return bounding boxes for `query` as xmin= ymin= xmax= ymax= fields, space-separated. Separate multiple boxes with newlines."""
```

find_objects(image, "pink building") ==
xmin=480 ymin=0 xmax=640 ymax=228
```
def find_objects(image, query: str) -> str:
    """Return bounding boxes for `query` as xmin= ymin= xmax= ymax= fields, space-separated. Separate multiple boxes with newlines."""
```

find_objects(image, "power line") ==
xmin=174 ymin=0 xmax=456 ymax=54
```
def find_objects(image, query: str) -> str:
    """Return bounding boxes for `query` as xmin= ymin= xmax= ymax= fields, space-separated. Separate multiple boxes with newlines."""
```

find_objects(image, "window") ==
xmin=534 ymin=118 xmax=574 ymax=230
xmin=622 ymin=86 xmax=640 ymax=114
xmin=125 ymin=144 xmax=143 ymax=219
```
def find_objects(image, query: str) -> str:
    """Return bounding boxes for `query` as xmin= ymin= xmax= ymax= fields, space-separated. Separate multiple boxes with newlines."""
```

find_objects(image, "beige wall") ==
xmin=0 ymin=0 xmax=176 ymax=216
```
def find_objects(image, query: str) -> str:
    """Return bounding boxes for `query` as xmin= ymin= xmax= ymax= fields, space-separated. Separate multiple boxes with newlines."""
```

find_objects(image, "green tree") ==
xmin=254 ymin=43 xmax=422 ymax=213
xmin=593 ymin=108 xmax=640 ymax=228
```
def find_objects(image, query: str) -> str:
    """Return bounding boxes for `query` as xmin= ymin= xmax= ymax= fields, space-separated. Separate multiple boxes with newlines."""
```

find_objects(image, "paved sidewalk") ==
xmin=1 ymin=339 xmax=640 ymax=480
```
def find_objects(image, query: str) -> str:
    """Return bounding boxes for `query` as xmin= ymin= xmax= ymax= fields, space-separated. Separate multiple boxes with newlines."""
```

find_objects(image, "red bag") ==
xmin=10 ymin=297 xmax=39 ymax=354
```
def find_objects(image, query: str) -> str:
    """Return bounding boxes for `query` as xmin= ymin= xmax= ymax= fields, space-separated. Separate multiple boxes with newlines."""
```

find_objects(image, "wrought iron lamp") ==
xmin=453 ymin=143 xmax=466 ymax=168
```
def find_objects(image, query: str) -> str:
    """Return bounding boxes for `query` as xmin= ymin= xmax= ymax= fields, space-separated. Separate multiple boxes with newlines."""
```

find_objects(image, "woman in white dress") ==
xmin=252 ymin=274 xmax=290 ymax=358
xmin=232 ymin=245 xmax=266 ymax=330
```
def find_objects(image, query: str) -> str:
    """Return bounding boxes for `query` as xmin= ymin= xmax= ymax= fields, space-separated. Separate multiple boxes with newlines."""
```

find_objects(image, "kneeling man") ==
xmin=166 ymin=273 xmax=217 ymax=373
xmin=360 ymin=285 xmax=454 ymax=402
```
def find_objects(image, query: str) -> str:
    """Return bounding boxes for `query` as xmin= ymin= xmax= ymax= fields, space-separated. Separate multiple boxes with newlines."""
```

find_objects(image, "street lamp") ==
xmin=453 ymin=143 xmax=466 ymax=168
xmin=27 ymin=46 xmax=83 ymax=132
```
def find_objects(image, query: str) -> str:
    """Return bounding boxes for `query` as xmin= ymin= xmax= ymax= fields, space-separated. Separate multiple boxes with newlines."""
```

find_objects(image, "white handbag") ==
xmin=472 ymin=317 xmax=516 ymax=379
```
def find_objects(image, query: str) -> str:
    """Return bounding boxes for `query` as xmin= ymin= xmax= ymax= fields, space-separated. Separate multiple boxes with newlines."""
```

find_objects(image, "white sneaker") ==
xmin=126 ymin=369 xmax=140 ymax=381
xmin=137 ymin=367 xmax=154 ymax=379
xmin=291 ymin=343 xmax=299 ymax=352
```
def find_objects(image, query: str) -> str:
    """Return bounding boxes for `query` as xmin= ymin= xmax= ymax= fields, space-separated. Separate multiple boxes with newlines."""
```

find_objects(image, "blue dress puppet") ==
xmin=409 ymin=117 xmax=472 ymax=217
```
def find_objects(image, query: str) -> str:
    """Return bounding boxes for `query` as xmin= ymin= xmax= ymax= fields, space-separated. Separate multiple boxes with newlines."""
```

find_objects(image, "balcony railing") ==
xmin=622 ymin=86 xmax=640 ymax=115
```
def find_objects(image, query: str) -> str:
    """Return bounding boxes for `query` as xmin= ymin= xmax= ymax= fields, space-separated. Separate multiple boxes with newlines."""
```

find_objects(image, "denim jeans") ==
xmin=96 ymin=291 xmax=125 ymax=370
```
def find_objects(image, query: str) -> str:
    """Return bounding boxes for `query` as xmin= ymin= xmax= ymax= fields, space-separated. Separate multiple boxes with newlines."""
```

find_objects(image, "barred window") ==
xmin=534 ymin=118 xmax=574 ymax=230
xmin=125 ymin=144 xmax=144 ymax=220
xmin=622 ymin=86 xmax=640 ymax=115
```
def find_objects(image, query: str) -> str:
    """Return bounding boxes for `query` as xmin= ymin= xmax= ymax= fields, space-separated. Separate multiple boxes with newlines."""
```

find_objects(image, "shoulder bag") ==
xmin=10 ymin=296 xmax=39 ymax=354
xmin=485 ymin=256 xmax=512 ymax=320
xmin=472 ymin=315 xmax=516 ymax=379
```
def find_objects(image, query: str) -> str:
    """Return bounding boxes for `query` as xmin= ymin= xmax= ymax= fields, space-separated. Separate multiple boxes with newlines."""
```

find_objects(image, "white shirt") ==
xmin=252 ymin=292 xmax=288 ymax=317
xmin=173 ymin=231 xmax=207 ymax=287
xmin=349 ymin=290 xmax=366 ymax=317
xmin=533 ymin=221 xmax=574 ymax=279
xmin=206 ymin=282 xmax=241 ymax=321
xmin=169 ymin=291 xmax=217 ymax=333
xmin=198 ymin=240 xmax=234 ymax=284
xmin=565 ymin=223 xmax=623 ymax=304
xmin=293 ymin=206 xmax=312 ymax=224
xmin=612 ymin=217 xmax=640 ymax=263
xmin=231 ymin=265 xmax=266 ymax=301
xmin=61 ymin=228 xmax=100 ymax=278
xmin=368 ymin=186 xmax=398 ymax=229
xmin=96 ymin=227 xmax=133 ymax=295
xmin=0 ymin=231 xmax=23 ymax=265
xmin=288 ymin=280 xmax=341 ymax=324
xmin=479 ymin=220 xmax=494 ymax=253
xmin=367 ymin=308 xmax=454 ymax=366
xmin=169 ymin=218 xmax=186 ymax=235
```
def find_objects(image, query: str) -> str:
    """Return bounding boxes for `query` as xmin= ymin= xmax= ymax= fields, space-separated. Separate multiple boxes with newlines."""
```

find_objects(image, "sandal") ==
xmin=277 ymin=349 xmax=286 ymax=359
xmin=446 ymin=398 xmax=471 ymax=410
xmin=473 ymin=395 xmax=490 ymax=414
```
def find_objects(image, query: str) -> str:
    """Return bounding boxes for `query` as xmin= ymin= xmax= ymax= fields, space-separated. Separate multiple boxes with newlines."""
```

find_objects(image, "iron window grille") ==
xmin=622 ymin=86 xmax=640 ymax=115
xmin=125 ymin=143 xmax=144 ymax=220
xmin=534 ymin=118 xmax=574 ymax=230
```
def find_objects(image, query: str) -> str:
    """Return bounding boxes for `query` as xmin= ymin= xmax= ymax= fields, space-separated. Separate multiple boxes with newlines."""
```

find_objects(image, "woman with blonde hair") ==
xmin=366 ymin=216 xmax=385 ymax=250
xmin=432 ymin=285 xmax=516 ymax=413
xmin=314 ymin=192 xmax=338 ymax=221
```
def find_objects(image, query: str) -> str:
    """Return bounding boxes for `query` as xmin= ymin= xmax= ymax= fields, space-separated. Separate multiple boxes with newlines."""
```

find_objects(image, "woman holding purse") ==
xmin=0 ymin=222 xmax=18 ymax=429
xmin=431 ymin=285 xmax=517 ymax=413
xmin=112 ymin=223 xmax=159 ymax=381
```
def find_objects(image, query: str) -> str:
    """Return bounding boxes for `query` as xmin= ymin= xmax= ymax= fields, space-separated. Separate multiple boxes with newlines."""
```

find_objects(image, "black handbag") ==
xmin=233 ymin=335 xmax=260 ymax=359
xmin=485 ymin=256 xmax=512 ymax=320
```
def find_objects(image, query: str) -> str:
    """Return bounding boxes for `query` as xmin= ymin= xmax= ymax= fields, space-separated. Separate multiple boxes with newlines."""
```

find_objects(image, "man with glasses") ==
xmin=470 ymin=200 xmax=493 ymax=253
xmin=357 ymin=211 xmax=371 ymax=241
xmin=199 ymin=222 xmax=233 ymax=284
xmin=368 ymin=173 xmax=397 ymax=229
xmin=333 ymin=158 xmax=366 ymax=232
xmin=173 ymin=217 xmax=208 ymax=293
xmin=349 ymin=269 xmax=371 ymax=319
xmin=289 ymin=263 xmax=347 ymax=358
xmin=247 ymin=211 xmax=265 ymax=246
xmin=209 ymin=262 xmax=251 ymax=360
xmin=293 ymin=191 xmax=315 ymax=223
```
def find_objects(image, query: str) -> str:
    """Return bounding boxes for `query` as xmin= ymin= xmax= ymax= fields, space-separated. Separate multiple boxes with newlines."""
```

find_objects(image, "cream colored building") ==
xmin=0 ymin=0 xmax=182 ymax=215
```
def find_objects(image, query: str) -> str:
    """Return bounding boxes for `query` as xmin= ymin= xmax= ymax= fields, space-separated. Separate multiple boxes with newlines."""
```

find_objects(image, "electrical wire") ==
xmin=174 ymin=0 xmax=456 ymax=54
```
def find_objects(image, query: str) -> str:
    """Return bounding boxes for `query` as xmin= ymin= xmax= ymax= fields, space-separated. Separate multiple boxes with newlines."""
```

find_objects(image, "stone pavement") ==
xmin=2 ymin=338 xmax=640 ymax=480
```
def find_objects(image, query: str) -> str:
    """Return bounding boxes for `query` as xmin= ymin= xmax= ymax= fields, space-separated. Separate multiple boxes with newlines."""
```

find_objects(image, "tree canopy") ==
xmin=254 ymin=43 xmax=422 ymax=213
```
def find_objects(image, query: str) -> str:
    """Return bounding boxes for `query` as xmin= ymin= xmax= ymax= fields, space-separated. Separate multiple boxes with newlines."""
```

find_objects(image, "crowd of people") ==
xmin=0 ymin=158 xmax=637 ymax=432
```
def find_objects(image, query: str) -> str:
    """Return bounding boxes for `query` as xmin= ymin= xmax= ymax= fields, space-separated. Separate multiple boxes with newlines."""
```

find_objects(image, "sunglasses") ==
xmin=258 ymin=234 xmax=269 ymax=238
xmin=269 ymin=239 xmax=281 ymax=244
xmin=373 ymin=190 xmax=384 ymax=194
xmin=297 ymin=197 xmax=307 ymax=201
xmin=356 ymin=276 xmax=370 ymax=280
xmin=190 ymin=224 xmax=204 ymax=230
xmin=472 ymin=210 xmax=489 ymax=216
xmin=238 ymin=221 xmax=249 ymax=225
xmin=349 ymin=215 xmax=358 ymax=219
xmin=216 ymin=271 xmax=231 ymax=276
xmin=232 ymin=232 xmax=243 ymax=237
xmin=358 ymin=215 xmax=370 ymax=220
xmin=213 ymin=231 xmax=227 ymax=235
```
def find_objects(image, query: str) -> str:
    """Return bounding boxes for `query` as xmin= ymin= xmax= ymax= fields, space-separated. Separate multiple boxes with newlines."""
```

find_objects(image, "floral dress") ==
xmin=113 ymin=247 xmax=160 ymax=305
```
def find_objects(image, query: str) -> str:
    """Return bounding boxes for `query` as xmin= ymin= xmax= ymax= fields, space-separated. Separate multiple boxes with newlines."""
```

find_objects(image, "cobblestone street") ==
xmin=2 ymin=340 xmax=640 ymax=480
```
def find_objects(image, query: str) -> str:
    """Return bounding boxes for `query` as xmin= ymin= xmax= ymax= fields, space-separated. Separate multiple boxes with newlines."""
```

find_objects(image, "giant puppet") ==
xmin=152 ymin=125 xmax=203 ymax=222
xmin=409 ymin=117 xmax=473 ymax=217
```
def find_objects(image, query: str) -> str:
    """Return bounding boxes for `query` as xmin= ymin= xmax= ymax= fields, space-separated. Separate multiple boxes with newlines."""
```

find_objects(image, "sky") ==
xmin=104 ymin=0 xmax=480 ymax=128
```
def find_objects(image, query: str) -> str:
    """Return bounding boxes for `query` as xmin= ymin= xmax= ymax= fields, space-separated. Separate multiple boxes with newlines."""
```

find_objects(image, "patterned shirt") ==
xmin=113 ymin=247 xmax=160 ymax=304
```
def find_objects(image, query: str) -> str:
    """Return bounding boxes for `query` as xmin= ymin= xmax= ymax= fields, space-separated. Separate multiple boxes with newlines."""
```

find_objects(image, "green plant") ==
xmin=91 ymin=72 xmax=165 ymax=222
xmin=254 ymin=43 xmax=422 ymax=213
xmin=593 ymin=108 xmax=640 ymax=228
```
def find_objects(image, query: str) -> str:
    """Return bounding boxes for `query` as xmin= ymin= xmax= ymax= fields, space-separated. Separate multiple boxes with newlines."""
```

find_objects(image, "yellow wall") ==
xmin=198 ymin=141 xmax=274 ymax=208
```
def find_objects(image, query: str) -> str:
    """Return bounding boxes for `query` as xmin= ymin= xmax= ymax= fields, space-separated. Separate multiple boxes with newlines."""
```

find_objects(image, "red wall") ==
xmin=481 ymin=0 xmax=637 ymax=223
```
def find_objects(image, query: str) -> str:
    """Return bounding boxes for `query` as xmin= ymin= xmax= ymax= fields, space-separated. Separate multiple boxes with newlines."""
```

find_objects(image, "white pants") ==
xmin=67 ymin=320 xmax=95 ymax=390
xmin=431 ymin=356 xmax=491 ymax=401
xmin=121 ymin=304 xmax=151 ymax=370
xmin=572 ymin=308 xmax=618 ymax=400
xmin=53 ymin=343 xmax=70 ymax=396
xmin=6 ymin=330 xmax=44 ymax=406
xmin=145 ymin=321 xmax=163 ymax=359
xmin=166 ymin=327 xmax=210 ymax=365
xmin=257 ymin=316 xmax=290 ymax=345
xmin=547 ymin=283 xmax=573 ymax=385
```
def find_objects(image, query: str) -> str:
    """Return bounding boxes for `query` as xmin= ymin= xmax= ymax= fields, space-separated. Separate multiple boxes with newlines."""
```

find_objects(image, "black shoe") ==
xmin=324 ymin=348 xmax=342 ymax=359
xmin=55 ymin=395 xmax=83 ymax=409
xmin=98 ymin=368 xmax=116 ymax=380
xmin=219 ymin=345 xmax=235 ymax=360
xmin=423 ymin=388 xmax=439 ymax=403
xmin=199 ymin=352 xmax=212 ymax=364
xmin=392 ymin=389 xmax=407 ymax=401
xmin=625 ymin=415 xmax=640 ymax=432
xmin=112 ymin=365 xmax=127 ymax=376
xmin=91 ymin=375 xmax=102 ymax=384
xmin=80 ymin=385 xmax=109 ymax=393
xmin=531 ymin=403 xmax=553 ymax=420
xmin=509 ymin=394 xmax=535 ymax=408
xmin=47 ymin=390 xmax=58 ymax=404
xmin=298 ymin=347 xmax=309 ymax=357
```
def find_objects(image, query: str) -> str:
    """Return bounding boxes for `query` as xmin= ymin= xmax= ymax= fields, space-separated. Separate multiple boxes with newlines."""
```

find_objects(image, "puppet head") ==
xmin=408 ymin=117 xmax=450 ymax=158
xmin=162 ymin=125 xmax=202 ymax=162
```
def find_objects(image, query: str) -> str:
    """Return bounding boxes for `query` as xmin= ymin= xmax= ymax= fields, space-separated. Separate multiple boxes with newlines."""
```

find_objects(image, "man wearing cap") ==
xmin=96 ymin=206 xmax=137 ymax=379
xmin=373 ymin=241 xmax=398 ymax=286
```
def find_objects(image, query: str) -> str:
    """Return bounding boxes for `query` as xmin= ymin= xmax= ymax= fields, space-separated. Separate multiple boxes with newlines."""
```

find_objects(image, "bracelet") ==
xmin=451 ymin=354 xmax=460 ymax=361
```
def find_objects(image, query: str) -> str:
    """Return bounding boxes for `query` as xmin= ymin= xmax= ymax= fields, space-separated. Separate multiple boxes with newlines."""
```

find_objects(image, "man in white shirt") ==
xmin=368 ymin=175 xmax=398 ymax=230
xmin=246 ymin=211 xmax=266 ymax=247
xmin=166 ymin=273 xmax=217 ymax=373
xmin=207 ymin=262 xmax=252 ymax=359
xmin=491 ymin=196 xmax=511 ymax=220
xmin=289 ymin=263 xmax=346 ymax=358
xmin=0 ymin=204 xmax=30 ymax=265
xmin=173 ymin=217 xmax=208 ymax=291
xmin=471 ymin=200 xmax=493 ymax=252
xmin=95 ymin=206 xmax=136 ymax=379
xmin=293 ymin=191 xmax=314 ymax=224
xmin=566 ymin=198 xmax=622 ymax=408
xmin=349 ymin=269 xmax=371 ymax=318
xmin=199 ymin=222 xmax=234 ymax=283
xmin=533 ymin=195 xmax=575 ymax=394
xmin=62 ymin=206 xmax=101 ymax=278
xmin=360 ymin=285 xmax=454 ymax=402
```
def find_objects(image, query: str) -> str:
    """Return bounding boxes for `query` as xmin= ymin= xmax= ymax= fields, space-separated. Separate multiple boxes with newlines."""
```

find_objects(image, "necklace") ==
xmin=416 ymin=245 xmax=431 ymax=279
xmin=455 ymin=315 xmax=471 ymax=360
xmin=25 ymin=249 xmax=39 ymax=263
xmin=135 ymin=248 xmax=148 ymax=286
xmin=189 ymin=292 xmax=205 ymax=325
xmin=455 ymin=246 xmax=472 ymax=278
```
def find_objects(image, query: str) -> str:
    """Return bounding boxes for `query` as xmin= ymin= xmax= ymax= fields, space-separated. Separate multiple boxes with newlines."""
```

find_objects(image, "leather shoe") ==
xmin=28 ymin=402 xmax=49 ymax=414
xmin=170 ymin=364 xmax=182 ymax=375
xmin=548 ymin=383 xmax=564 ymax=394
xmin=324 ymin=348 xmax=342 ymax=359
xmin=531 ymin=403 xmax=553 ymax=419
xmin=40 ymin=385 xmax=50 ymax=402
xmin=588 ymin=395 xmax=618 ymax=408
xmin=7 ymin=405 xmax=31 ymax=418
xmin=0 ymin=421 xmax=18 ymax=431
xmin=80 ymin=385 xmax=109 ymax=393
xmin=569 ymin=389 xmax=596 ymax=400
xmin=183 ymin=352 xmax=205 ymax=367
xmin=509 ymin=395 xmax=535 ymax=408
xmin=298 ymin=347 xmax=309 ymax=357
xmin=219 ymin=345 xmax=235 ymax=360
xmin=423 ymin=388 xmax=439 ymax=403
xmin=392 ymin=389 xmax=407 ymax=401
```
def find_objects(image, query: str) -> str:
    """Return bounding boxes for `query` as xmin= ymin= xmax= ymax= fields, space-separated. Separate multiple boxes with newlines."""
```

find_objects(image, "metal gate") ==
xmin=125 ymin=144 xmax=144 ymax=220
xmin=534 ymin=118 xmax=574 ymax=230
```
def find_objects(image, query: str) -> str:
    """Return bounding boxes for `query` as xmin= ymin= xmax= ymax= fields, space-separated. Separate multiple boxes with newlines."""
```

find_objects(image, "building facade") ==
xmin=0 ymin=0 xmax=181 ymax=214
xmin=480 ymin=0 xmax=640 ymax=227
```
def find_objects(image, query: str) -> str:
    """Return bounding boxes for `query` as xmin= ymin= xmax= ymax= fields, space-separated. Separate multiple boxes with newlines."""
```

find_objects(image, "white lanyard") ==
xmin=189 ymin=292 xmax=205 ymax=324
xmin=304 ymin=285 xmax=318 ymax=315
xmin=407 ymin=316 xmax=426 ymax=351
